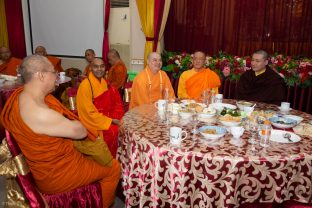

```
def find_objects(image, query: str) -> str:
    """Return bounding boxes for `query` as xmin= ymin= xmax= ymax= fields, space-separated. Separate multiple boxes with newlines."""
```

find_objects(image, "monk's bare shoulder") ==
xmin=18 ymin=92 xmax=87 ymax=139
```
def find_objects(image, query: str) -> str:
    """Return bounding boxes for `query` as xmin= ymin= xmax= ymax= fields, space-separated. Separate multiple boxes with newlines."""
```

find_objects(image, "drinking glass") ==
xmin=191 ymin=112 xmax=198 ymax=138
xmin=247 ymin=118 xmax=258 ymax=144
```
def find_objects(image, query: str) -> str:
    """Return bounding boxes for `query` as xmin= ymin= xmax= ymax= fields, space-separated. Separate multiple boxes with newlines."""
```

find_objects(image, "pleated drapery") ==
xmin=102 ymin=0 xmax=110 ymax=65
xmin=154 ymin=0 xmax=171 ymax=53
xmin=0 ymin=0 xmax=9 ymax=47
xmin=136 ymin=0 xmax=155 ymax=65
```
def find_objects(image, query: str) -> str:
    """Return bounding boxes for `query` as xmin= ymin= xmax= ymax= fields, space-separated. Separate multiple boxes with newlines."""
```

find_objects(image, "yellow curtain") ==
xmin=0 ymin=0 xmax=9 ymax=47
xmin=156 ymin=0 xmax=171 ymax=54
xmin=136 ymin=0 xmax=154 ymax=66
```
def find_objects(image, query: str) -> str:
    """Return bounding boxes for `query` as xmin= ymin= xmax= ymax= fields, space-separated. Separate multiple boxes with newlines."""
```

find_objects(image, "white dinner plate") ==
xmin=269 ymin=130 xmax=301 ymax=143
xmin=209 ymin=103 xmax=237 ymax=112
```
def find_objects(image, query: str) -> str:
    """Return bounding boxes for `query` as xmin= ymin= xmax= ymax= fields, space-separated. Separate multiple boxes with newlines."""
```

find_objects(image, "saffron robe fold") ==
xmin=0 ymin=57 xmax=22 ymax=76
xmin=129 ymin=67 xmax=175 ymax=109
xmin=237 ymin=67 xmax=286 ymax=105
xmin=0 ymin=87 xmax=121 ymax=208
xmin=76 ymin=73 xmax=124 ymax=157
xmin=84 ymin=64 xmax=91 ymax=76
xmin=47 ymin=56 xmax=63 ymax=72
xmin=107 ymin=61 xmax=127 ymax=90
xmin=178 ymin=68 xmax=221 ymax=99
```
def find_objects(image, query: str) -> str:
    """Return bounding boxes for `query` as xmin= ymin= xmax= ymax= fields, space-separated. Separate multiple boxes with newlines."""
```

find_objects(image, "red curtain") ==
xmin=102 ymin=0 xmax=110 ymax=64
xmin=4 ymin=0 xmax=26 ymax=59
xmin=164 ymin=0 xmax=312 ymax=56
xmin=153 ymin=0 xmax=165 ymax=51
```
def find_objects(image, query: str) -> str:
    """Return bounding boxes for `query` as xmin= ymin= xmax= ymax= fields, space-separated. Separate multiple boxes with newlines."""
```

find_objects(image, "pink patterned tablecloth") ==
xmin=117 ymin=100 xmax=312 ymax=208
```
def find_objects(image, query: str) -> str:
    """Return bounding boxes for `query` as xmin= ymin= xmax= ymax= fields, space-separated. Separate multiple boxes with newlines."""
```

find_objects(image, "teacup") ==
xmin=229 ymin=126 xmax=245 ymax=139
xmin=280 ymin=102 xmax=290 ymax=112
xmin=170 ymin=127 xmax=187 ymax=145
xmin=155 ymin=99 xmax=167 ymax=112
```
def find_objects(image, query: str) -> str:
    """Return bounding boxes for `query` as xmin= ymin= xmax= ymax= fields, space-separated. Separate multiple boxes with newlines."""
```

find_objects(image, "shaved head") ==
xmin=35 ymin=46 xmax=47 ymax=56
xmin=0 ymin=47 xmax=11 ymax=61
xmin=19 ymin=55 xmax=53 ymax=83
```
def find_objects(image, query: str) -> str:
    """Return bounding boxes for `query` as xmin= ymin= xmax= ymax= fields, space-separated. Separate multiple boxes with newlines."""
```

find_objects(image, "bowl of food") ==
xmin=236 ymin=101 xmax=253 ymax=111
xmin=269 ymin=117 xmax=297 ymax=129
xmin=219 ymin=114 xmax=242 ymax=127
xmin=179 ymin=110 xmax=193 ymax=120
xmin=199 ymin=125 xmax=227 ymax=140
xmin=198 ymin=107 xmax=217 ymax=119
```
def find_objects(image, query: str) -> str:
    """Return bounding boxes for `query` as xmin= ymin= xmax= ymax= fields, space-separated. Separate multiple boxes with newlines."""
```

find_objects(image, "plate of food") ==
xmin=209 ymin=103 xmax=237 ymax=113
xmin=198 ymin=125 xmax=227 ymax=140
xmin=269 ymin=117 xmax=297 ymax=129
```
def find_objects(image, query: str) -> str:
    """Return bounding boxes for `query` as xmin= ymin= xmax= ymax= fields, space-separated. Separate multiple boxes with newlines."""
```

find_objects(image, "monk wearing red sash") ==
xmin=178 ymin=51 xmax=221 ymax=99
xmin=0 ymin=47 xmax=22 ymax=76
xmin=76 ymin=58 xmax=124 ymax=158
xmin=0 ymin=55 xmax=120 ymax=208
xmin=35 ymin=46 xmax=64 ymax=72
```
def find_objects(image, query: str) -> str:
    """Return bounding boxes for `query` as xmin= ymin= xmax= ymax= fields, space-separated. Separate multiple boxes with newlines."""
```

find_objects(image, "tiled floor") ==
xmin=0 ymin=176 xmax=125 ymax=208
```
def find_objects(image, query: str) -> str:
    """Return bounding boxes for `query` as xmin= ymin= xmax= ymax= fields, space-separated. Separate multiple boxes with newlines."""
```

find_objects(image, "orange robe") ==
xmin=129 ymin=67 xmax=175 ymax=109
xmin=76 ymin=72 xmax=124 ymax=157
xmin=0 ymin=87 xmax=120 ymax=208
xmin=178 ymin=68 xmax=221 ymax=99
xmin=84 ymin=64 xmax=91 ymax=76
xmin=47 ymin=56 xmax=63 ymax=72
xmin=107 ymin=60 xmax=127 ymax=89
xmin=0 ymin=57 xmax=22 ymax=76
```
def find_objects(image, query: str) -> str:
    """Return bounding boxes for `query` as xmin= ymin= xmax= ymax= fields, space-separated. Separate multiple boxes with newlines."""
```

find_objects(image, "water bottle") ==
xmin=260 ymin=120 xmax=271 ymax=147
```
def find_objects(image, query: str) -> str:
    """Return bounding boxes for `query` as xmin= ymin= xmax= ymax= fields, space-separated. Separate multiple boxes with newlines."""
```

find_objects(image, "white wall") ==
xmin=130 ymin=1 xmax=145 ymax=72
xmin=21 ymin=1 xmax=145 ymax=73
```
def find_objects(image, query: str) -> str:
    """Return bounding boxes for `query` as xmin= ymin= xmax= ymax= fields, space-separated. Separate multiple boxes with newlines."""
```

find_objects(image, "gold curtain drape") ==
xmin=136 ymin=0 xmax=154 ymax=66
xmin=156 ymin=0 xmax=171 ymax=53
xmin=0 ymin=0 xmax=9 ymax=47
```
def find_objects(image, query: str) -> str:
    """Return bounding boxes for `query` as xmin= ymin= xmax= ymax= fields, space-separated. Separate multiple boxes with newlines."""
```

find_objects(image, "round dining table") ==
xmin=117 ymin=100 xmax=312 ymax=208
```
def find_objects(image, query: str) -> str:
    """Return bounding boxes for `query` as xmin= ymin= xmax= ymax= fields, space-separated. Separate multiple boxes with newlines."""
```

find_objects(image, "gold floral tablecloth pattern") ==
xmin=117 ymin=100 xmax=312 ymax=208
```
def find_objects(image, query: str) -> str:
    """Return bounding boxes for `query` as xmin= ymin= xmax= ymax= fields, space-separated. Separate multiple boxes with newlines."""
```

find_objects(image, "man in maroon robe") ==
xmin=237 ymin=50 xmax=286 ymax=105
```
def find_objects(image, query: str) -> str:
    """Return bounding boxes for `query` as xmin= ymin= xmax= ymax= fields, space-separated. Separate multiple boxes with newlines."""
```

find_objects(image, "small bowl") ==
xmin=269 ymin=117 xmax=297 ymax=129
xmin=236 ymin=101 xmax=253 ymax=111
xmin=199 ymin=125 xmax=227 ymax=140
xmin=179 ymin=110 xmax=193 ymax=120
xmin=198 ymin=108 xmax=216 ymax=119
xmin=219 ymin=115 xmax=242 ymax=127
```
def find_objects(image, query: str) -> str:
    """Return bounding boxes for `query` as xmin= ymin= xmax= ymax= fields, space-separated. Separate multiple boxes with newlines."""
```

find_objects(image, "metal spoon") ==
xmin=283 ymin=133 xmax=293 ymax=142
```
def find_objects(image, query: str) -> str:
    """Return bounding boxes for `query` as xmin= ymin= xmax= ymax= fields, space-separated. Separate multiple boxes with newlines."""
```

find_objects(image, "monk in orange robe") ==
xmin=76 ymin=58 xmax=124 ymax=158
xmin=129 ymin=52 xmax=175 ymax=109
xmin=178 ymin=51 xmax=221 ymax=99
xmin=107 ymin=49 xmax=128 ymax=90
xmin=84 ymin=49 xmax=96 ymax=76
xmin=35 ymin=46 xmax=63 ymax=72
xmin=0 ymin=47 xmax=22 ymax=76
xmin=0 ymin=55 xmax=120 ymax=208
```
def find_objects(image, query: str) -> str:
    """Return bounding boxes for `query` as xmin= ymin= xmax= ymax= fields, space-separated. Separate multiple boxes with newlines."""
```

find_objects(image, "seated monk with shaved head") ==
xmin=35 ymin=46 xmax=64 ymax=72
xmin=0 ymin=55 xmax=120 ymax=208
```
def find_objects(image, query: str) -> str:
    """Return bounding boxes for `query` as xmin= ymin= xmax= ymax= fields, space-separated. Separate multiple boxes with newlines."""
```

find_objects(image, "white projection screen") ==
xmin=28 ymin=0 xmax=104 ymax=57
